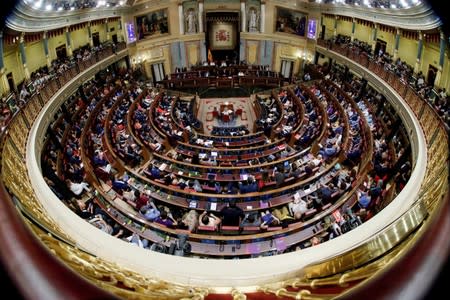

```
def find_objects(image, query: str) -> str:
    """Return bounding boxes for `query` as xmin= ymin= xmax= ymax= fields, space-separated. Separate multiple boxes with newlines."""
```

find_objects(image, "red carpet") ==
xmin=199 ymin=97 xmax=254 ymax=134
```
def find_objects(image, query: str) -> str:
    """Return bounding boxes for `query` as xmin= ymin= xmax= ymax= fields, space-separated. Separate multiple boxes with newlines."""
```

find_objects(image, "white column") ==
xmin=434 ymin=30 xmax=446 ymax=87
xmin=371 ymin=23 xmax=378 ymax=52
xmin=351 ymin=18 xmax=355 ymax=41
xmin=43 ymin=31 xmax=51 ymax=67
xmin=198 ymin=1 xmax=204 ymax=33
xmin=333 ymin=16 xmax=338 ymax=37
xmin=105 ymin=19 xmax=110 ymax=41
xmin=260 ymin=2 xmax=265 ymax=33
xmin=414 ymin=31 xmax=423 ymax=74
xmin=393 ymin=28 xmax=401 ymax=61
xmin=241 ymin=0 xmax=246 ymax=32
xmin=0 ymin=31 xmax=10 ymax=94
xmin=19 ymin=33 xmax=30 ymax=80
xmin=88 ymin=22 xmax=94 ymax=47
xmin=65 ymin=27 xmax=73 ymax=57
xmin=178 ymin=3 xmax=184 ymax=35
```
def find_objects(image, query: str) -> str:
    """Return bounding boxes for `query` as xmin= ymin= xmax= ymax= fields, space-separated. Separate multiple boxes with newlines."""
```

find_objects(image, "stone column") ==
xmin=351 ymin=18 xmax=356 ymax=41
xmin=65 ymin=27 xmax=73 ymax=57
xmin=393 ymin=28 xmax=401 ymax=61
xmin=260 ymin=1 xmax=265 ymax=33
xmin=19 ymin=33 xmax=30 ymax=80
xmin=105 ymin=19 xmax=110 ymax=41
xmin=0 ymin=31 xmax=10 ymax=94
xmin=43 ymin=31 xmax=51 ymax=67
xmin=118 ymin=18 xmax=124 ymax=42
xmin=198 ymin=0 xmax=204 ymax=33
xmin=178 ymin=3 xmax=184 ymax=35
xmin=333 ymin=16 xmax=338 ymax=37
xmin=371 ymin=23 xmax=378 ymax=52
xmin=434 ymin=30 xmax=446 ymax=87
xmin=0 ymin=31 xmax=4 ymax=73
xmin=414 ymin=31 xmax=423 ymax=74
xmin=88 ymin=22 xmax=93 ymax=47
xmin=241 ymin=0 xmax=246 ymax=32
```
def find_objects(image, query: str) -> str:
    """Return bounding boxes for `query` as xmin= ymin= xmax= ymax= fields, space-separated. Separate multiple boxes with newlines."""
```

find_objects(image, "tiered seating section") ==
xmin=159 ymin=64 xmax=285 ymax=89
xmin=39 ymin=57 xmax=413 ymax=259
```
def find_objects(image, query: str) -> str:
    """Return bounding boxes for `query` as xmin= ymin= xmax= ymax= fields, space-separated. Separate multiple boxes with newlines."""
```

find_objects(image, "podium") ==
xmin=220 ymin=103 xmax=234 ymax=122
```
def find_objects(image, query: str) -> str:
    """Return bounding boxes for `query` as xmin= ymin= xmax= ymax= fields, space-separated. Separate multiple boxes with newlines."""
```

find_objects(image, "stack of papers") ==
xmin=209 ymin=202 xmax=217 ymax=211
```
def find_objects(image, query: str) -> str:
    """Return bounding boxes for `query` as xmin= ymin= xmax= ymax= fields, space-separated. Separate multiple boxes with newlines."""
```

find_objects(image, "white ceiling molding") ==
xmin=5 ymin=1 xmax=442 ymax=33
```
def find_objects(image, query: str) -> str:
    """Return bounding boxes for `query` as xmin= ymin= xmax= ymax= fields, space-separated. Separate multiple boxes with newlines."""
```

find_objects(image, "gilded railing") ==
xmin=27 ymin=220 xmax=209 ymax=300
xmin=0 ymin=45 xmax=217 ymax=299
xmin=0 ymin=45 xmax=126 ymax=243
xmin=1 ymin=95 xmax=74 ymax=242
xmin=316 ymin=42 xmax=449 ymax=212
xmin=263 ymin=43 xmax=449 ymax=299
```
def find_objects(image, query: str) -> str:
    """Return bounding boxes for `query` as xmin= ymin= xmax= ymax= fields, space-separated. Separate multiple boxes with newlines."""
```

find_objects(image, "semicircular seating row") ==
xmin=42 ymin=65 xmax=404 ymax=258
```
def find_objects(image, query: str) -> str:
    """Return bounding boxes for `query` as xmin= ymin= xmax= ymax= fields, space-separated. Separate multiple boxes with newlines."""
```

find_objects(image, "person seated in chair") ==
xmin=220 ymin=199 xmax=244 ymax=227
xmin=111 ymin=173 xmax=129 ymax=193
xmin=155 ymin=210 xmax=178 ymax=228
xmin=140 ymin=200 xmax=160 ymax=222
xmin=289 ymin=195 xmax=309 ymax=220
xmin=240 ymin=212 xmax=262 ymax=228
xmin=259 ymin=210 xmax=281 ymax=230
xmin=272 ymin=205 xmax=295 ymax=228
xmin=198 ymin=210 xmax=222 ymax=230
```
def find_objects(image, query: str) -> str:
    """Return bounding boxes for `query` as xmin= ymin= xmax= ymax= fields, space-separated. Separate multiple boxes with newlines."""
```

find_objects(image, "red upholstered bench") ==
xmin=197 ymin=225 xmax=217 ymax=232
xmin=303 ymin=208 xmax=317 ymax=220
xmin=322 ymin=203 xmax=332 ymax=210
xmin=221 ymin=226 xmax=240 ymax=231
xmin=267 ymin=226 xmax=283 ymax=231
xmin=242 ymin=226 xmax=261 ymax=233
xmin=220 ymin=225 xmax=241 ymax=235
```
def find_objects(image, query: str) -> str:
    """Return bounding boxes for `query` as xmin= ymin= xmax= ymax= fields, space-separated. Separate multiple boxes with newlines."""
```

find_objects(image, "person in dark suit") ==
xmin=220 ymin=199 xmax=244 ymax=227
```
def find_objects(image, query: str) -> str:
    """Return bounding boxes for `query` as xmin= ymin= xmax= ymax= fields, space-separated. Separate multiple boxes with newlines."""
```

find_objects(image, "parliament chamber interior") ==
xmin=0 ymin=0 xmax=448 ymax=299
